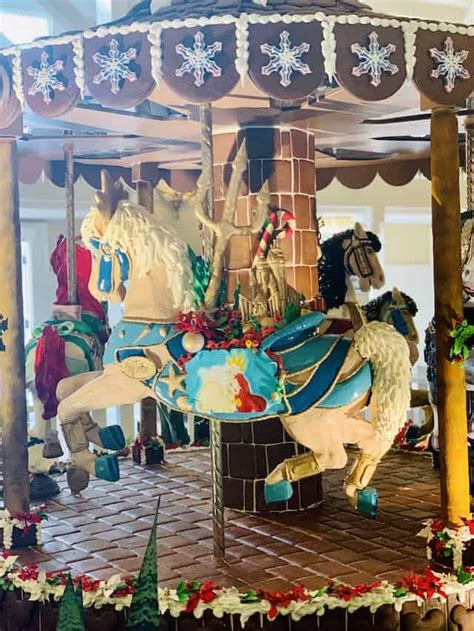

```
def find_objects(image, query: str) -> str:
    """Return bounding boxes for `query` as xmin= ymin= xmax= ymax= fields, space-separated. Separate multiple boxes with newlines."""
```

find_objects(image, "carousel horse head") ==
xmin=364 ymin=287 xmax=419 ymax=364
xmin=461 ymin=212 xmax=474 ymax=303
xmin=318 ymin=222 xmax=384 ymax=309
xmin=81 ymin=171 xmax=195 ymax=317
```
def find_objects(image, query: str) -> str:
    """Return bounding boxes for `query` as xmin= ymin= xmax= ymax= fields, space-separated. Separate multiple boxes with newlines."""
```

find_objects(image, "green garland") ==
xmin=449 ymin=318 xmax=474 ymax=366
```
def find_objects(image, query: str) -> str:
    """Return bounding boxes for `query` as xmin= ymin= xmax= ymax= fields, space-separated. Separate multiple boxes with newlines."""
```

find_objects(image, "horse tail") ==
xmin=34 ymin=326 xmax=69 ymax=420
xmin=353 ymin=321 xmax=411 ymax=442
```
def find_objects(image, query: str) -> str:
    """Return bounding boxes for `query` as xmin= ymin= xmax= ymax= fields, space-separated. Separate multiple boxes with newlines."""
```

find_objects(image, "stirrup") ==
xmin=95 ymin=455 xmax=120 ymax=482
xmin=99 ymin=426 xmax=125 ymax=451
xmin=264 ymin=480 xmax=293 ymax=504
xmin=355 ymin=487 xmax=378 ymax=519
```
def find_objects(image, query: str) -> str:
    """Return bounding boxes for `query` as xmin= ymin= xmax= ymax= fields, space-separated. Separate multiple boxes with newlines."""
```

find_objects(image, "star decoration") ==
xmin=260 ymin=31 xmax=311 ymax=88
xmin=160 ymin=365 xmax=185 ymax=397
xmin=430 ymin=36 xmax=470 ymax=93
xmin=92 ymin=38 xmax=137 ymax=94
xmin=351 ymin=31 xmax=399 ymax=88
xmin=175 ymin=31 xmax=223 ymax=87
xmin=26 ymin=51 xmax=65 ymax=105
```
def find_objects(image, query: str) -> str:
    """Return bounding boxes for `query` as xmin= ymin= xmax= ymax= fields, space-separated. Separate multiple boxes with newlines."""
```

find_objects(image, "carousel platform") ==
xmin=15 ymin=449 xmax=437 ymax=589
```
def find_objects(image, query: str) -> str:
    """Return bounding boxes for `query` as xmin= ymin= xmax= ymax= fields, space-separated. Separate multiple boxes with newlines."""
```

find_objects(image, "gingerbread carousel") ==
xmin=0 ymin=0 xmax=474 ymax=628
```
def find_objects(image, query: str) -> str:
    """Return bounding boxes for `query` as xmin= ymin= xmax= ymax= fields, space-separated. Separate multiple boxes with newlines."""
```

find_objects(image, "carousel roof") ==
xmin=147 ymin=0 xmax=371 ymax=21
xmin=0 ymin=0 xmax=472 ymax=190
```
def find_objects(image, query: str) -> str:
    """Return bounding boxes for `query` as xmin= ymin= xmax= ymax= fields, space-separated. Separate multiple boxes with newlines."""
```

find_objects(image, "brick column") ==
xmin=213 ymin=127 xmax=319 ymax=303
xmin=214 ymin=127 xmax=322 ymax=512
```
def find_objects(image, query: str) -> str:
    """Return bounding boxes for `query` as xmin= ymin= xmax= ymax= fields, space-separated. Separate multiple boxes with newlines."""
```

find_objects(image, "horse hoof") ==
xmin=67 ymin=466 xmax=90 ymax=495
xmin=99 ymin=426 xmax=126 ymax=451
xmin=356 ymin=486 xmax=378 ymax=519
xmin=95 ymin=455 xmax=120 ymax=482
xmin=264 ymin=480 xmax=293 ymax=504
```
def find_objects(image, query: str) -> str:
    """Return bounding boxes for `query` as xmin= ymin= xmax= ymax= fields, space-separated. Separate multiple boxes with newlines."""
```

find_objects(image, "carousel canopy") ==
xmin=0 ymin=0 xmax=472 ymax=189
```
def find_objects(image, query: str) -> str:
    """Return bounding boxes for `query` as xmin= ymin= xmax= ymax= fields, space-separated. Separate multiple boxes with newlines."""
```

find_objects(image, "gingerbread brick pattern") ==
xmin=221 ymin=417 xmax=323 ymax=513
xmin=213 ymin=128 xmax=319 ymax=303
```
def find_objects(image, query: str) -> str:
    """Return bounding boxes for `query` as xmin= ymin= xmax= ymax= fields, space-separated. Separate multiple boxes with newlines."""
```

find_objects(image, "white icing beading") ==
xmin=321 ymin=17 xmax=336 ymax=82
xmin=149 ymin=24 xmax=163 ymax=87
xmin=72 ymin=36 xmax=86 ymax=97
xmin=401 ymin=21 xmax=418 ymax=82
xmin=235 ymin=15 xmax=249 ymax=84
xmin=11 ymin=52 xmax=25 ymax=110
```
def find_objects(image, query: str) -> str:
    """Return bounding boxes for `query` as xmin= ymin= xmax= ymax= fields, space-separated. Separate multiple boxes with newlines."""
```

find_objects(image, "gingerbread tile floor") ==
xmin=16 ymin=449 xmax=441 ymax=590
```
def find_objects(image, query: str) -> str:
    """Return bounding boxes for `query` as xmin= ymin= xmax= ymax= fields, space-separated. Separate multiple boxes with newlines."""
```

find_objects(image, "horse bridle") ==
xmin=383 ymin=300 xmax=410 ymax=337
xmin=343 ymin=236 xmax=375 ymax=279
xmin=89 ymin=237 xmax=130 ymax=293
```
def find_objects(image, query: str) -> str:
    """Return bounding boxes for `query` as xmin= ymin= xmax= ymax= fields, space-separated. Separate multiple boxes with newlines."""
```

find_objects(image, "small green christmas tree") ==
xmin=56 ymin=575 xmax=84 ymax=631
xmin=126 ymin=498 xmax=161 ymax=631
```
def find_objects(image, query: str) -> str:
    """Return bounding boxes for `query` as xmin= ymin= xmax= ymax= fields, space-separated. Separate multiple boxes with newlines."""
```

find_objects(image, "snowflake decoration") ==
xmin=26 ymin=51 xmax=65 ymax=105
xmin=430 ymin=36 xmax=470 ymax=93
xmin=92 ymin=39 xmax=137 ymax=94
xmin=351 ymin=31 xmax=399 ymax=88
xmin=175 ymin=31 xmax=222 ymax=88
xmin=260 ymin=31 xmax=311 ymax=88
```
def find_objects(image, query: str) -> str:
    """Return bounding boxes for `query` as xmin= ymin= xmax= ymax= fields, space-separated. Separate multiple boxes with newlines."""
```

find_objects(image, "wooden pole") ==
xmin=466 ymin=105 xmax=474 ymax=212
xmin=199 ymin=103 xmax=225 ymax=559
xmin=64 ymin=144 xmax=77 ymax=305
xmin=137 ymin=179 xmax=158 ymax=440
xmin=431 ymin=107 xmax=470 ymax=526
xmin=0 ymin=139 xmax=30 ymax=514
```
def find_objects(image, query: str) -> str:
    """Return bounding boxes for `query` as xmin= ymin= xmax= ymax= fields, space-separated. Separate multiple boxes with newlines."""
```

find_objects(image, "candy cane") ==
xmin=253 ymin=207 xmax=296 ymax=266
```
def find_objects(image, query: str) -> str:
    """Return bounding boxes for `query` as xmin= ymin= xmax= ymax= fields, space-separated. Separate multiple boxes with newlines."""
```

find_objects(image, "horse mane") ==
xmin=364 ymin=291 xmax=418 ymax=322
xmin=82 ymin=201 xmax=195 ymax=312
xmin=318 ymin=229 xmax=381 ymax=309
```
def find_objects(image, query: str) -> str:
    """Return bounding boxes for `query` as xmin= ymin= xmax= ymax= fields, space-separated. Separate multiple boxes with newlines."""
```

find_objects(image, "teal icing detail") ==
xmin=319 ymin=362 xmax=372 ymax=408
xmin=261 ymin=311 xmax=326 ymax=353
xmin=104 ymin=320 xmax=175 ymax=366
xmin=279 ymin=334 xmax=340 ymax=373
xmin=162 ymin=348 xmax=285 ymax=421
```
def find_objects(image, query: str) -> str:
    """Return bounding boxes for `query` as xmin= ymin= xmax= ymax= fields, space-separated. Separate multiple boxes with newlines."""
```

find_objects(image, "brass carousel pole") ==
xmin=0 ymin=137 xmax=30 ymax=514
xmin=64 ymin=144 xmax=77 ymax=305
xmin=200 ymin=102 xmax=225 ymax=559
xmin=137 ymin=177 xmax=158 ymax=440
xmin=431 ymin=107 xmax=470 ymax=526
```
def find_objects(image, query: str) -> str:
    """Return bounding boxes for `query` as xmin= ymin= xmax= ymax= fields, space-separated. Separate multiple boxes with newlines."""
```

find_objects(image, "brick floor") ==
xmin=15 ymin=448 xmax=444 ymax=589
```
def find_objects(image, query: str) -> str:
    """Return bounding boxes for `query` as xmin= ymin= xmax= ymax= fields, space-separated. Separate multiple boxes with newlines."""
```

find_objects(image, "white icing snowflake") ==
xmin=260 ymin=31 xmax=311 ymax=88
xmin=26 ymin=51 xmax=65 ymax=105
xmin=92 ymin=39 xmax=137 ymax=94
xmin=175 ymin=31 xmax=222 ymax=87
xmin=430 ymin=36 xmax=470 ymax=93
xmin=351 ymin=31 xmax=399 ymax=88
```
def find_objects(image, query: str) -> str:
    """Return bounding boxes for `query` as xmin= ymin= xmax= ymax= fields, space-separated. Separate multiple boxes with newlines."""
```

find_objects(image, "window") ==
xmin=0 ymin=12 xmax=50 ymax=45
xmin=21 ymin=240 xmax=33 ymax=341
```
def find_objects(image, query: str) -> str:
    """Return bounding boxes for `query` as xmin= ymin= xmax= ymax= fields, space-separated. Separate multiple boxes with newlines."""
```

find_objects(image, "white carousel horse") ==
xmin=25 ymin=236 xmax=109 ymax=480
xmin=57 ymin=167 xmax=411 ymax=517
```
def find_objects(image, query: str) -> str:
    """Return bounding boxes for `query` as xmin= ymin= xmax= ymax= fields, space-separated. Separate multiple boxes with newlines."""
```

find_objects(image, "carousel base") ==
xmin=4 ymin=448 xmax=471 ymax=630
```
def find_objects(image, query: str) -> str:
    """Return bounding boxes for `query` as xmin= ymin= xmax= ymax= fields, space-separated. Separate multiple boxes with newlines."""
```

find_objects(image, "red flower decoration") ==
xmin=257 ymin=585 xmax=309 ymax=620
xmin=328 ymin=580 xmax=382 ymax=601
xmin=397 ymin=567 xmax=447 ymax=600
xmin=184 ymin=580 xmax=219 ymax=613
